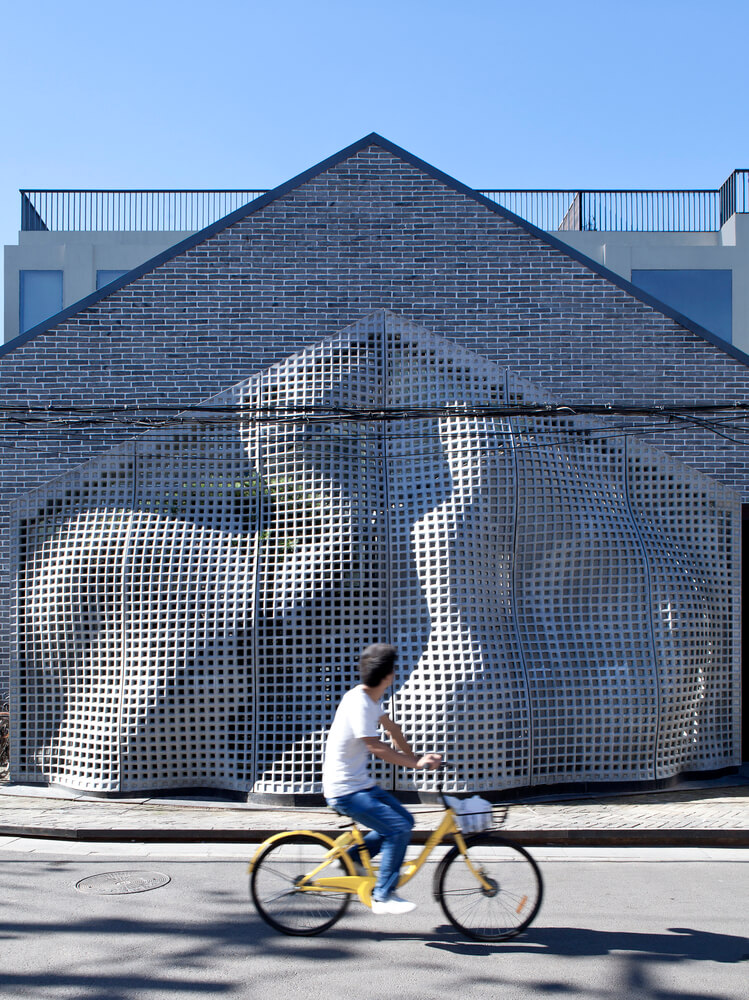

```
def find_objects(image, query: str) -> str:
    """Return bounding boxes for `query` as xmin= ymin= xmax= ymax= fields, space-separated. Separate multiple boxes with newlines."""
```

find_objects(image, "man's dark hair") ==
xmin=359 ymin=643 xmax=397 ymax=687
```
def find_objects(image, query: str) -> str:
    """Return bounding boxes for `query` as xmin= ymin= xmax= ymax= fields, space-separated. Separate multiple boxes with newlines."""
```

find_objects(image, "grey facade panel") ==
xmin=9 ymin=315 xmax=740 ymax=795
xmin=1 ymin=140 xmax=747 ymax=766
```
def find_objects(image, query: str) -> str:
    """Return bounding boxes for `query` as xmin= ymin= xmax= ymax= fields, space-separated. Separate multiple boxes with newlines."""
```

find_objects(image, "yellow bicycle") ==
xmin=249 ymin=787 xmax=543 ymax=941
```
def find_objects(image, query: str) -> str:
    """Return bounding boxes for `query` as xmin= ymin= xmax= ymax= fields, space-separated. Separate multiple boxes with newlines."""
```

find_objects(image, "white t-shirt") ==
xmin=322 ymin=685 xmax=383 ymax=799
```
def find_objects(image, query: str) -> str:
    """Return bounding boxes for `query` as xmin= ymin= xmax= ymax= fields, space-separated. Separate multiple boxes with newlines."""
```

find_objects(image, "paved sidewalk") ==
xmin=1 ymin=767 xmax=748 ymax=847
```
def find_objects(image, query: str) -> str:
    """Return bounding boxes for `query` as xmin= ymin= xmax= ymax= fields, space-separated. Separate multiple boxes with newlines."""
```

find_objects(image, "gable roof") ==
xmin=4 ymin=132 xmax=749 ymax=367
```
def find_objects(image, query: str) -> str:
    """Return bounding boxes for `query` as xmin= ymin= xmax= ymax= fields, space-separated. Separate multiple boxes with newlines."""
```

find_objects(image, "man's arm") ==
xmin=363 ymin=718 xmax=442 ymax=770
xmin=379 ymin=714 xmax=413 ymax=755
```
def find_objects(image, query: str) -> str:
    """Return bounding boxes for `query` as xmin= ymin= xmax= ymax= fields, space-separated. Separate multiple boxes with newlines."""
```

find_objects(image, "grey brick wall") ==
xmin=2 ymin=140 xmax=749 ymax=691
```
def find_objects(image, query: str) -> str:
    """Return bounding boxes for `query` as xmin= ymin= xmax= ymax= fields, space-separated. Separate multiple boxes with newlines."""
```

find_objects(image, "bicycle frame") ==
xmin=248 ymin=804 xmax=495 ymax=908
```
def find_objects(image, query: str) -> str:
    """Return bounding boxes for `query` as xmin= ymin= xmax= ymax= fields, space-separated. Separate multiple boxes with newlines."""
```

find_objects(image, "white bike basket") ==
xmin=443 ymin=794 xmax=493 ymax=833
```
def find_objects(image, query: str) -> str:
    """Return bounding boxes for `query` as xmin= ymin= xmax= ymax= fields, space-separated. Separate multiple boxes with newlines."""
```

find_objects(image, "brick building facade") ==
xmin=2 ymin=134 xmax=747 ymax=789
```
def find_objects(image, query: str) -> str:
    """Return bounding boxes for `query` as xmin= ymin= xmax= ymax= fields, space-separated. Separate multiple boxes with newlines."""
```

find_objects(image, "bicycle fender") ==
xmin=247 ymin=830 xmax=341 ymax=873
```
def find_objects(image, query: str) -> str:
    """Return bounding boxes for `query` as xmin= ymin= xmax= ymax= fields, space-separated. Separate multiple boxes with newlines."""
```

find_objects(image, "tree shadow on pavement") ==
xmin=0 ymin=909 xmax=359 ymax=999
xmin=420 ymin=923 xmax=749 ymax=1000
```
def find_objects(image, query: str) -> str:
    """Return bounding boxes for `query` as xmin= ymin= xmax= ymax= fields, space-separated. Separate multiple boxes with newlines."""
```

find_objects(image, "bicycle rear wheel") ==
xmin=435 ymin=833 xmax=543 ymax=941
xmin=250 ymin=833 xmax=352 ymax=936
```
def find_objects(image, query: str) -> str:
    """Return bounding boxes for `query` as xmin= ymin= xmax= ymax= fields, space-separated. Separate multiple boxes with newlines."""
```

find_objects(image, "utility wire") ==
xmin=3 ymin=400 xmax=749 ymax=422
xmin=1 ymin=402 xmax=749 ymax=450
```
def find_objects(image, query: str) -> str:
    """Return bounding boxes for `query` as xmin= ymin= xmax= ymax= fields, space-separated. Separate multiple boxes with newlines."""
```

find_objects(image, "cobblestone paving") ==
xmin=1 ymin=775 xmax=747 ymax=844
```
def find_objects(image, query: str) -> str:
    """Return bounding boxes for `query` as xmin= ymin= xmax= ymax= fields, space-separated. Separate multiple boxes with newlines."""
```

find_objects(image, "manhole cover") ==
xmin=75 ymin=871 xmax=171 ymax=895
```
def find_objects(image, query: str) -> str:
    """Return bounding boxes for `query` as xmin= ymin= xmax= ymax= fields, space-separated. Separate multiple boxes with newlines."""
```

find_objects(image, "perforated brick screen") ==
xmin=9 ymin=313 xmax=741 ymax=795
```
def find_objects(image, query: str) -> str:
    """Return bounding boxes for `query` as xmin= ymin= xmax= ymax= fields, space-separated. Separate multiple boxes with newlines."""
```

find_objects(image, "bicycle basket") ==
xmin=443 ymin=794 xmax=493 ymax=834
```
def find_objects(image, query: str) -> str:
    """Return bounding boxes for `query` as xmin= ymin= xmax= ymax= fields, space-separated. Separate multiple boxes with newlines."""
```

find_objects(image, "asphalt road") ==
xmin=2 ymin=846 xmax=747 ymax=1000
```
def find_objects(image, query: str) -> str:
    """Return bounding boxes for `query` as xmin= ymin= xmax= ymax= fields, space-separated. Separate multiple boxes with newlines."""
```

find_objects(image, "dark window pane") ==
xmin=96 ymin=269 xmax=129 ymax=290
xmin=631 ymin=269 xmax=732 ymax=343
xmin=19 ymin=270 xmax=63 ymax=333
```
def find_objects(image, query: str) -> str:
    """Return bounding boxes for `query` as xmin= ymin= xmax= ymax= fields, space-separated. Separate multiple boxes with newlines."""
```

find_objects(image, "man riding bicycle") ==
xmin=322 ymin=643 xmax=442 ymax=914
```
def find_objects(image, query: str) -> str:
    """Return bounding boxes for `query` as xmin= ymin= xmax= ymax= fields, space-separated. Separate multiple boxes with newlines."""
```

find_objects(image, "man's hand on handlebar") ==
xmin=416 ymin=753 xmax=443 ymax=771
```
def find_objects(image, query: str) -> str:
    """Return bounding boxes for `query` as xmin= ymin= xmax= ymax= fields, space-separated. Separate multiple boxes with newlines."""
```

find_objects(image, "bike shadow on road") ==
xmin=420 ymin=923 xmax=749 ymax=964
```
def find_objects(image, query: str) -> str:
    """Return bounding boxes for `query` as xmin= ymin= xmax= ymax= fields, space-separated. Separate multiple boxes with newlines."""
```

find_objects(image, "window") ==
xmin=631 ymin=269 xmax=732 ymax=343
xmin=96 ymin=269 xmax=129 ymax=290
xmin=19 ymin=270 xmax=63 ymax=334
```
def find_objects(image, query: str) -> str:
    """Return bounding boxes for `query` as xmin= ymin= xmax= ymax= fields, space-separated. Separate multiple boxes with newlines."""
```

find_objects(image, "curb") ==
xmin=1 ymin=825 xmax=747 ymax=847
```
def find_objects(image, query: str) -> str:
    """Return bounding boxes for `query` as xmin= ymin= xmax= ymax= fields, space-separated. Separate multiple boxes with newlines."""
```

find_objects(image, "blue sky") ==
xmin=2 ymin=0 xmax=749 ymax=317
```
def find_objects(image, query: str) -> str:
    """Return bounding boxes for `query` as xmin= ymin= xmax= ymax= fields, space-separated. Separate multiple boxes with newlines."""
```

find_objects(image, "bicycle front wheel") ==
xmin=250 ymin=833 xmax=352 ymax=936
xmin=435 ymin=833 xmax=543 ymax=941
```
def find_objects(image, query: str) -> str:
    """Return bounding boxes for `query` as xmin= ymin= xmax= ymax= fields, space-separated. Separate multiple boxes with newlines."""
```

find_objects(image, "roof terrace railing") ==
xmin=719 ymin=169 xmax=749 ymax=222
xmin=481 ymin=188 xmax=723 ymax=232
xmin=20 ymin=171 xmax=749 ymax=234
xmin=482 ymin=172 xmax=748 ymax=231
xmin=20 ymin=190 xmax=269 ymax=233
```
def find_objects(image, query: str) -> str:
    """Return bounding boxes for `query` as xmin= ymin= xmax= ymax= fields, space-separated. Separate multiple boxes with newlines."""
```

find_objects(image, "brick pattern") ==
xmin=2 ymin=143 xmax=749 ymax=692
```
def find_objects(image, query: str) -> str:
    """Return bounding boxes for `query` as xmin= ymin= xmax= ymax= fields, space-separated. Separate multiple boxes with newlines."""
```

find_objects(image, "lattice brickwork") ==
xmin=10 ymin=313 xmax=741 ymax=795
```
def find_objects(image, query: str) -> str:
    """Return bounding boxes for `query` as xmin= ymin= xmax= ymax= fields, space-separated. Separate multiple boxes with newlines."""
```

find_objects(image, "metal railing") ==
xmin=20 ymin=172 xmax=749 ymax=233
xmin=481 ymin=171 xmax=748 ymax=231
xmin=481 ymin=188 xmax=723 ymax=232
xmin=719 ymin=169 xmax=749 ymax=223
xmin=20 ymin=190 xmax=269 ymax=233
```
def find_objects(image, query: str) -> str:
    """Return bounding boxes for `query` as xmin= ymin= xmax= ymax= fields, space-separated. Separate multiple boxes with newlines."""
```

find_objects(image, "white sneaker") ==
xmin=371 ymin=894 xmax=417 ymax=915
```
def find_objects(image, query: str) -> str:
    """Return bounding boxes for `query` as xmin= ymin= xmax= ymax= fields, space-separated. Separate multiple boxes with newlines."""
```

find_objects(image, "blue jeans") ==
xmin=327 ymin=785 xmax=415 ymax=902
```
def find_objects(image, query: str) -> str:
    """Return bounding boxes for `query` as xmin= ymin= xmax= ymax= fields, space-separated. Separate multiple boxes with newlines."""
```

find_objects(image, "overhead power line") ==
xmin=2 ymin=401 xmax=749 ymax=449
xmin=3 ymin=400 xmax=749 ymax=422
